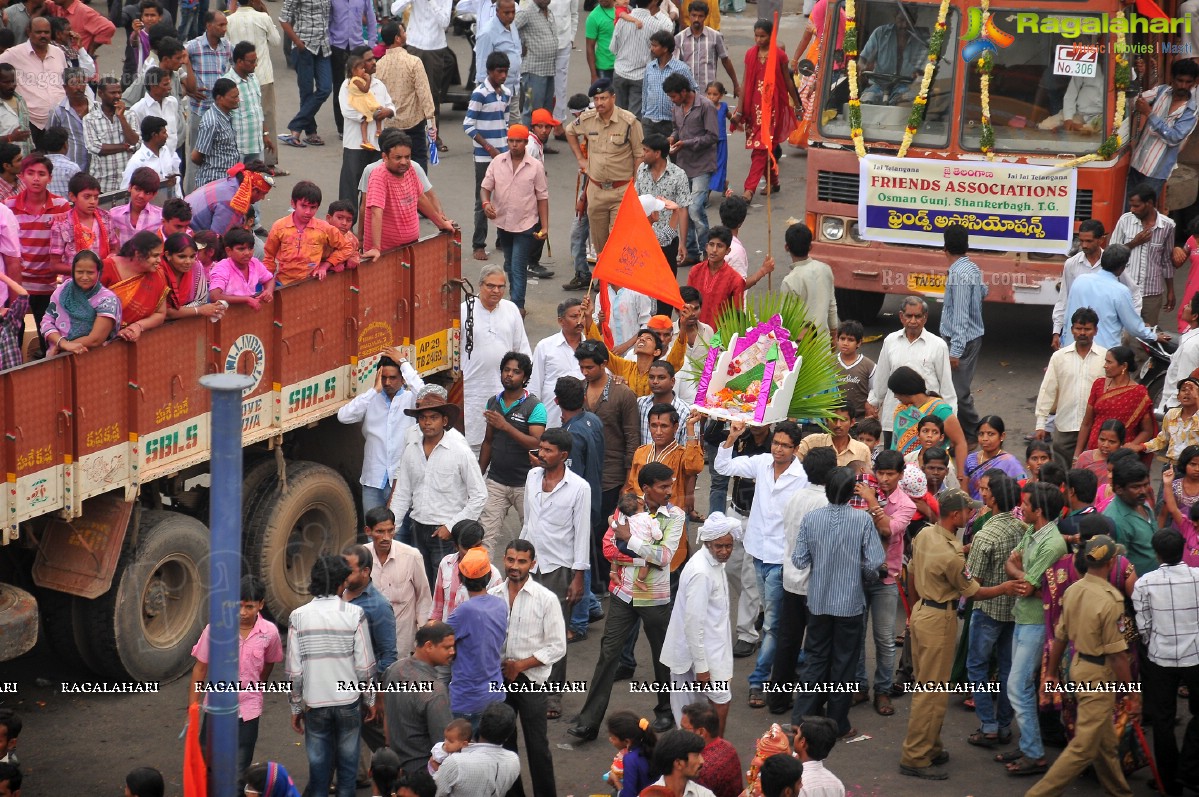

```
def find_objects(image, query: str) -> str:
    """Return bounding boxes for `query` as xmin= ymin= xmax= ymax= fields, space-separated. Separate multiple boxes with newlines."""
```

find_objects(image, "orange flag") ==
xmin=592 ymin=184 xmax=685 ymax=347
xmin=1135 ymin=0 xmax=1168 ymax=18
xmin=183 ymin=702 xmax=208 ymax=797
xmin=759 ymin=12 xmax=781 ymax=169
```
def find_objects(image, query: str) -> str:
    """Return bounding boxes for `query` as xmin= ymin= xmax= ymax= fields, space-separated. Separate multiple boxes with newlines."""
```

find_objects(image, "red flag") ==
xmin=184 ymin=703 xmax=208 ymax=797
xmin=592 ymin=184 xmax=685 ymax=347
xmin=759 ymin=12 xmax=782 ymax=168
xmin=1135 ymin=0 xmax=1168 ymax=19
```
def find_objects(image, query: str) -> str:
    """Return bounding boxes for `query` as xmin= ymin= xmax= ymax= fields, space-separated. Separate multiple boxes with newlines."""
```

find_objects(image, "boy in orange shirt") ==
xmin=263 ymin=181 xmax=356 ymax=285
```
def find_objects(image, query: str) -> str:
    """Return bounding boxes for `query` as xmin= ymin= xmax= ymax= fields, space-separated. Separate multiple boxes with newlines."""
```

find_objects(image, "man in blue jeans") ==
xmin=964 ymin=475 xmax=1023 ymax=747
xmin=279 ymin=0 xmax=333 ymax=148
xmin=286 ymin=555 xmax=378 ymax=797
xmin=714 ymin=419 xmax=809 ymax=708
xmin=1003 ymin=482 xmax=1067 ymax=776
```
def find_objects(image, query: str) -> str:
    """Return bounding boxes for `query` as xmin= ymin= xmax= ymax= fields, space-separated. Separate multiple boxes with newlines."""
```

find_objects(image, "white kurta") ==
xmin=529 ymin=331 xmax=583 ymax=428
xmin=460 ymin=298 xmax=531 ymax=447
xmin=661 ymin=546 xmax=732 ymax=679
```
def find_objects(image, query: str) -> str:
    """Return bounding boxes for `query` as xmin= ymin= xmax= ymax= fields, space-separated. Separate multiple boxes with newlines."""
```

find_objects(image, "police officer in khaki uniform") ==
xmin=900 ymin=489 xmax=1020 ymax=781
xmin=566 ymin=78 xmax=644 ymax=257
xmin=1025 ymin=535 xmax=1137 ymax=797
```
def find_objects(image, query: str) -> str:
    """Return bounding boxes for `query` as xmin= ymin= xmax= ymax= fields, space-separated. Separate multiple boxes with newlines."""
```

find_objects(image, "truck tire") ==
xmin=38 ymin=588 xmax=100 ymax=674
xmin=835 ymin=288 xmax=885 ymax=324
xmin=0 ymin=583 xmax=38 ymax=663
xmin=79 ymin=510 xmax=210 ymax=682
xmin=243 ymin=461 xmax=357 ymax=624
xmin=241 ymin=457 xmax=281 ymax=529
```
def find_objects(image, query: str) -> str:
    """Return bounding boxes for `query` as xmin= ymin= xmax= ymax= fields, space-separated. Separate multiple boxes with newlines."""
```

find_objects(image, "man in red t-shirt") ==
xmin=686 ymin=224 xmax=773 ymax=327
xmin=362 ymin=128 xmax=455 ymax=260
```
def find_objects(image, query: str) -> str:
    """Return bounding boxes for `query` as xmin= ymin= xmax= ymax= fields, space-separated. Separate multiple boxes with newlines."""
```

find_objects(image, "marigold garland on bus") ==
xmin=979 ymin=50 xmax=994 ymax=158
xmin=1053 ymin=11 xmax=1129 ymax=170
xmin=897 ymin=0 xmax=951 ymax=157
xmin=844 ymin=0 xmax=866 ymax=156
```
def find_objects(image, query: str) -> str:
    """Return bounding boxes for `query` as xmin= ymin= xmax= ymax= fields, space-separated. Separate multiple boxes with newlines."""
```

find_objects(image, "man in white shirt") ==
xmin=127 ymin=65 xmax=180 ymax=155
xmin=865 ymin=296 xmax=957 ymax=440
xmin=608 ymin=0 xmax=673 ymax=113
xmin=1035 ymin=307 xmax=1107 ymax=467
xmin=647 ymin=730 xmax=718 ymax=797
xmin=780 ymin=222 xmax=839 ymax=336
xmin=1131 ymin=529 xmax=1199 ymax=796
xmin=337 ymin=350 xmax=424 ymax=512
xmin=529 ymin=297 xmax=585 ymax=428
xmin=390 ymin=397 xmax=487 ymax=590
xmin=662 ymin=513 xmax=737 ymax=730
xmin=391 ymin=0 xmax=453 ymax=151
xmin=1051 ymin=219 xmax=1139 ymax=349
xmin=771 ymin=446 xmax=834 ymax=716
xmin=461 ymin=263 xmax=532 ymax=454
xmin=339 ymin=46 xmax=395 ymax=203
xmin=286 ymin=555 xmax=378 ymax=797
xmin=434 ymin=702 xmax=521 ymax=796
xmin=792 ymin=717 xmax=847 ymax=797
xmin=121 ymin=114 xmax=182 ymax=196
xmin=520 ymin=427 xmax=589 ymax=715
xmin=674 ymin=285 xmax=714 ymax=404
xmin=714 ymin=419 xmax=809 ymax=709
xmin=1160 ymin=292 xmax=1199 ymax=413
xmin=363 ymin=506 xmax=432 ymax=657
xmin=487 ymin=539 xmax=566 ymax=797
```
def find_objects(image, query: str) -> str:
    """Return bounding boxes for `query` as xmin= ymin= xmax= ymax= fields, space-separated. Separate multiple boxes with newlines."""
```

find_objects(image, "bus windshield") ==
xmin=960 ymin=14 xmax=1108 ymax=155
xmin=819 ymin=0 xmax=960 ymax=148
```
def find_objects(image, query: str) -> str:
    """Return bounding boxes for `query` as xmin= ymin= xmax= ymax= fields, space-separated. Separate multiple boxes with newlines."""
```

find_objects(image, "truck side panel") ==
xmin=4 ymin=357 xmax=71 ymax=528
xmin=134 ymin=319 xmax=212 ymax=483
xmin=277 ymin=275 xmax=352 ymax=431
xmin=352 ymin=245 xmax=413 ymax=393
xmin=71 ymin=343 xmax=134 ymax=510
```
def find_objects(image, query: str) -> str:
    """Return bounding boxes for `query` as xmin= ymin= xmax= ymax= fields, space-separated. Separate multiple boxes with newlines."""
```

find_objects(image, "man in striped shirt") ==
xmin=286 ymin=554 xmax=378 ymax=797
xmin=1110 ymin=184 xmax=1178 ymax=328
xmin=463 ymin=52 xmax=511 ymax=262
xmin=4 ymin=151 xmax=70 ymax=333
xmin=609 ymin=0 xmax=673 ymax=115
xmin=940 ymin=223 xmax=987 ymax=443
xmin=1128 ymin=58 xmax=1199 ymax=199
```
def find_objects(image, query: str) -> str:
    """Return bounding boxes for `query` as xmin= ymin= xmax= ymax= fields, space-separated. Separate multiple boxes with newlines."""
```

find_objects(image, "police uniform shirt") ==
xmin=912 ymin=523 xmax=981 ymax=603
xmin=568 ymin=106 xmax=644 ymax=184
xmin=1055 ymin=572 xmax=1129 ymax=662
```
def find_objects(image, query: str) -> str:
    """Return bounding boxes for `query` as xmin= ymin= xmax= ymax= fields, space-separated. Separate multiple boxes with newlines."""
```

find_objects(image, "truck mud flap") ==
xmin=31 ymin=493 xmax=135 ymax=599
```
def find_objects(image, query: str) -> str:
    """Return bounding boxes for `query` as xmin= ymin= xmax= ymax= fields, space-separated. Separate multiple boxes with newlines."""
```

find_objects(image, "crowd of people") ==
xmin=3 ymin=0 xmax=1199 ymax=797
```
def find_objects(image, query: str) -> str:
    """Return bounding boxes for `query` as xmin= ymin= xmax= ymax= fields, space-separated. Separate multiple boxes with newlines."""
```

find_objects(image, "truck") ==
xmin=803 ymin=0 xmax=1195 ymax=322
xmin=0 ymin=232 xmax=464 ymax=683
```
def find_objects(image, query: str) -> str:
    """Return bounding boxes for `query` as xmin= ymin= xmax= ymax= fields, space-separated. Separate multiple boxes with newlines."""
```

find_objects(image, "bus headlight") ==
xmin=821 ymin=217 xmax=845 ymax=241
xmin=848 ymin=221 xmax=865 ymax=243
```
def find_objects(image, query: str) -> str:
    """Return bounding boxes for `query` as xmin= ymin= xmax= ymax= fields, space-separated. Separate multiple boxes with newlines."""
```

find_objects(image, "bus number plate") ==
xmin=906 ymin=273 xmax=946 ymax=295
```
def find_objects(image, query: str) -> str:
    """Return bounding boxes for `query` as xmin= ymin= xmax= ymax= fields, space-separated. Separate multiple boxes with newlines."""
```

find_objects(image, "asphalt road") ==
xmin=0 ymin=3 xmax=1187 ymax=796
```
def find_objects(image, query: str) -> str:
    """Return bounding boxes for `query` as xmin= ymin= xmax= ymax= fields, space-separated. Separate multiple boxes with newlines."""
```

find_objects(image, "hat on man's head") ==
xmin=530 ymin=108 xmax=557 ymax=127
xmin=459 ymin=547 xmax=492 ymax=579
xmin=647 ymin=315 xmax=673 ymax=333
xmin=415 ymin=384 xmax=449 ymax=404
xmin=403 ymin=398 xmax=461 ymax=426
xmin=939 ymin=489 xmax=983 ymax=514
xmin=588 ymin=78 xmax=614 ymax=97
xmin=640 ymin=194 xmax=666 ymax=216
xmin=1178 ymin=376 xmax=1199 ymax=393
xmin=508 ymin=124 xmax=530 ymax=140
xmin=1084 ymin=534 xmax=1125 ymax=565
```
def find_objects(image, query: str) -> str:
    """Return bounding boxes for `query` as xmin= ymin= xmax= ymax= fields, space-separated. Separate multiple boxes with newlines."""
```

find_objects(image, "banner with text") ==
xmin=857 ymin=155 xmax=1077 ymax=254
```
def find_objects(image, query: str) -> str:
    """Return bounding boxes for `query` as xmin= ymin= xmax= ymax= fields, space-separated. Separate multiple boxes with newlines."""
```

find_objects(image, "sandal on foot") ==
xmin=874 ymin=694 xmax=894 ymax=716
xmin=852 ymin=689 xmax=870 ymax=706
xmin=748 ymin=687 xmax=766 ymax=709
xmin=280 ymin=133 xmax=306 ymax=148
xmin=305 ymin=134 xmax=326 ymax=146
xmin=962 ymin=697 xmax=976 ymax=710
xmin=437 ymin=139 xmax=449 ymax=152
xmin=994 ymin=749 xmax=1024 ymax=763
xmin=567 ymin=629 xmax=587 ymax=644
xmin=1006 ymin=757 xmax=1048 ymax=776
xmin=968 ymin=730 xmax=1000 ymax=748
xmin=687 ymin=510 xmax=706 ymax=523
xmin=546 ymin=704 xmax=562 ymax=720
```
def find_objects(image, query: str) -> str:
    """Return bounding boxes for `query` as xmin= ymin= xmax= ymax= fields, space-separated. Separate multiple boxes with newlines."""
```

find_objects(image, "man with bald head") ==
xmin=0 ymin=17 xmax=67 ymax=145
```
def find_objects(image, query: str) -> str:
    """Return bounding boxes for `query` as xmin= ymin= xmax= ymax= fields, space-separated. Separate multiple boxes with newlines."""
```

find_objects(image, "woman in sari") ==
xmin=1039 ymin=513 xmax=1145 ymax=775
xmin=964 ymin=415 xmax=1028 ymax=501
xmin=732 ymin=18 xmax=803 ymax=201
xmin=887 ymin=366 xmax=967 ymax=484
xmin=102 ymin=231 xmax=168 ymax=342
xmin=788 ymin=0 xmax=845 ymax=149
xmin=38 ymin=251 xmax=121 ymax=356
xmin=1074 ymin=346 xmax=1156 ymax=462
xmin=160 ymin=233 xmax=226 ymax=321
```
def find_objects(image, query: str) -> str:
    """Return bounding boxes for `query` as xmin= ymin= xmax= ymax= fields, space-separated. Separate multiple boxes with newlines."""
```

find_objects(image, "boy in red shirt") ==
xmin=263 ymin=181 xmax=355 ymax=285
xmin=686 ymin=225 xmax=773 ymax=326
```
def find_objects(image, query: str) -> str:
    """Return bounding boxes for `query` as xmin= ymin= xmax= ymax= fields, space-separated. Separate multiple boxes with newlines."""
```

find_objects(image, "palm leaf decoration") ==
xmin=684 ymin=292 xmax=845 ymax=424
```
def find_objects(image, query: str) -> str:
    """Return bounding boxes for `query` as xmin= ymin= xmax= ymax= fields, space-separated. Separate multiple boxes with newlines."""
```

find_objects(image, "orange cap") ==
xmin=531 ymin=108 xmax=557 ymax=127
xmin=507 ymin=124 xmax=530 ymax=140
xmin=647 ymin=314 xmax=673 ymax=331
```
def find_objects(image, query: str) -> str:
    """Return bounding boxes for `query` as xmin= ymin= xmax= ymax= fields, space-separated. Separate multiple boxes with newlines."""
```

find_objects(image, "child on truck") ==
xmin=208 ymin=227 xmax=274 ymax=310
xmin=262 ymin=181 xmax=356 ymax=285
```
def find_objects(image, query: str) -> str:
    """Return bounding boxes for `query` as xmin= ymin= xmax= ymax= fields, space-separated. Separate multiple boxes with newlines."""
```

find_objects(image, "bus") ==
xmin=803 ymin=0 xmax=1191 ymax=321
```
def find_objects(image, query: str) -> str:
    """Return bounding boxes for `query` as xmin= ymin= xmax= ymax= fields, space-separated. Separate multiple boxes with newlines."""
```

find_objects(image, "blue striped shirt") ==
xmin=792 ymin=504 xmax=885 ymax=617
xmin=463 ymin=80 xmax=511 ymax=163
xmin=641 ymin=57 xmax=696 ymax=123
xmin=941 ymin=256 xmax=987 ymax=357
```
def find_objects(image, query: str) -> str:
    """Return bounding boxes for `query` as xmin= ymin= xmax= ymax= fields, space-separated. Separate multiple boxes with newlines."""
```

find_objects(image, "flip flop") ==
xmin=280 ymin=133 xmax=306 ymax=148
xmin=305 ymin=134 xmax=326 ymax=146
xmin=437 ymin=139 xmax=449 ymax=152
xmin=968 ymin=730 xmax=1000 ymax=748
xmin=994 ymin=749 xmax=1024 ymax=763
xmin=1006 ymin=757 xmax=1048 ymax=776
xmin=748 ymin=687 xmax=766 ymax=709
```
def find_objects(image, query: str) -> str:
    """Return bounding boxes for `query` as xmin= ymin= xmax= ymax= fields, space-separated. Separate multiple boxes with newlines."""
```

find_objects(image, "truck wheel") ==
xmin=835 ymin=289 xmax=885 ymax=324
xmin=0 ymin=583 xmax=38 ymax=663
xmin=80 ymin=510 xmax=210 ymax=682
xmin=38 ymin=588 xmax=100 ymax=673
xmin=244 ymin=461 xmax=357 ymax=624
xmin=241 ymin=457 xmax=281 ymax=529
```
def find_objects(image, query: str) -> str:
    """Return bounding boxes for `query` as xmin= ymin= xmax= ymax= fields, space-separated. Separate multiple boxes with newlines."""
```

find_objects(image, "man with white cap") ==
xmin=661 ymin=511 xmax=738 ymax=735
